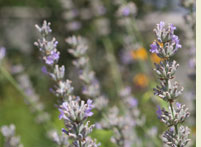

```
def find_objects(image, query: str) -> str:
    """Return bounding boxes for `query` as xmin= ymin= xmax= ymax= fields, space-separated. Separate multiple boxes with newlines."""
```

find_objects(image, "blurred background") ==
xmin=0 ymin=0 xmax=195 ymax=146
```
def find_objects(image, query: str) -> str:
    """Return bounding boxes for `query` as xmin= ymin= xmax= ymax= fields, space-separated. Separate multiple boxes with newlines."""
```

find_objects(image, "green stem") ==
xmin=170 ymin=102 xmax=178 ymax=134
xmin=0 ymin=66 xmax=53 ymax=131
xmin=102 ymin=37 xmax=124 ymax=93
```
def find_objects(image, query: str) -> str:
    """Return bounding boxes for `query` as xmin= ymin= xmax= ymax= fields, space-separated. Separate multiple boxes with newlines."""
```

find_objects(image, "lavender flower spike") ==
xmin=151 ymin=22 xmax=190 ymax=146
xmin=35 ymin=21 xmax=100 ymax=147
xmin=150 ymin=22 xmax=182 ymax=58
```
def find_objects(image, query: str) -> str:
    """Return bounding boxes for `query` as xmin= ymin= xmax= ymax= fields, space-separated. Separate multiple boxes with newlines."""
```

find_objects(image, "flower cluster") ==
xmin=1 ymin=124 xmax=23 ymax=147
xmin=151 ymin=22 xmax=190 ymax=146
xmin=66 ymin=35 xmax=108 ymax=110
xmin=58 ymin=98 xmax=99 ymax=146
xmin=35 ymin=21 xmax=73 ymax=101
xmin=35 ymin=21 xmax=60 ymax=66
xmin=150 ymin=21 xmax=182 ymax=58
xmin=35 ymin=20 xmax=99 ymax=146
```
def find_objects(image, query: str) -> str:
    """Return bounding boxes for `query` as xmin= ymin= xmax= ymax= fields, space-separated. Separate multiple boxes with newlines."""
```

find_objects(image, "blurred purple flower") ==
xmin=122 ymin=8 xmax=130 ymax=16
xmin=45 ymin=51 xmax=60 ymax=65
xmin=62 ymin=128 xmax=68 ymax=135
xmin=156 ymin=105 xmax=162 ymax=119
xmin=120 ymin=50 xmax=133 ymax=64
xmin=0 ymin=47 xmax=6 ymax=60
xmin=41 ymin=66 xmax=48 ymax=74
xmin=85 ymin=99 xmax=94 ymax=117
xmin=129 ymin=98 xmax=138 ymax=107
xmin=172 ymin=35 xmax=182 ymax=49
xmin=176 ymin=102 xmax=181 ymax=109
xmin=159 ymin=21 xmax=165 ymax=30
xmin=150 ymin=42 xmax=159 ymax=53
xmin=170 ymin=24 xmax=176 ymax=33
xmin=59 ymin=102 xmax=68 ymax=119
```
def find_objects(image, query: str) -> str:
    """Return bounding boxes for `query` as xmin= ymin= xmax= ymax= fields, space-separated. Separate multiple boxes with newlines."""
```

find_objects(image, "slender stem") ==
xmin=169 ymin=102 xmax=178 ymax=134
xmin=0 ymin=66 xmax=53 ymax=131
xmin=102 ymin=37 xmax=124 ymax=93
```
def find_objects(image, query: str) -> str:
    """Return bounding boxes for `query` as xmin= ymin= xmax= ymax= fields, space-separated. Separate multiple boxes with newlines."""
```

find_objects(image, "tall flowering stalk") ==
xmin=35 ymin=21 xmax=99 ymax=147
xmin=66 ymin=36 xmax=108 ymax=110
xmin=150 ymin=21 xmax=191 ymax=146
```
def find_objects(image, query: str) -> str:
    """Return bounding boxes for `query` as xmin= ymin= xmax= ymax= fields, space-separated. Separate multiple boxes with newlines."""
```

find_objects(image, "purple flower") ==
xmin=85 ymin=99 xmax=94 ymax=117
xmin=172 ymin=35 xmax=182 ymax=49
xmin=59 ymin=102 xmax=68 ymax=119
xmin=129 ymin=98 xmax=138 ymax=107
xmin=150 ymin=42 xmax=159 ymax=53
xmin=176 ymin=102 xmax=181 ymax=109
xmin=156 ymin=105 xmax=162 ymax=119
xmin=41 ymin=66 xmax=48 ymax=74
xmin=169 ymin=127 xmax=174 ymax=132
xmin=45 ymin=51 xmax=60 ymax=65
xmin=170 ymin=24 xmax=176 ymax=33
xmin=159 ymin=21 xmax=165 ymax=30
xmin=45 ymin=56 xmax=54 ymax=65
xmin=51 ymin=50 xmax=60 ymax=60
xmin=122 ymin=7 xmax=130 ymax=16
xmin=62 ymin=128 xmax=68 ymax=135
xmin=0 ymin=47 xmax=6 ymax=60
xmin=120 ymin=50 xmax=133 ymax=64
xmin=59 ymin=109 xmax=65 ymax=120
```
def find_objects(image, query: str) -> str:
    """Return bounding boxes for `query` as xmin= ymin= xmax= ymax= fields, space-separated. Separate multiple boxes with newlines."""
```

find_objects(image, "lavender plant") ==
xmin=66 ymin=35 xmax=108 ymax=110
xmin=1 ymin=124 xmax=23 ymax=147
xmin=150 ymin=21 xmax=191 ymax=146
xmin=34 ymin=20 xmax=99 ymax=147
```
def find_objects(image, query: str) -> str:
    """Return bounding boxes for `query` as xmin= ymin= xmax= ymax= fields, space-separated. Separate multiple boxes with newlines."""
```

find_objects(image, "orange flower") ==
xmin=133 ymin=73 xmax=149 ymax=88
xmin=151 ymin=53 xmax=163 ymax=64
xmin=130 ymin=47 xmax=148 ymax=60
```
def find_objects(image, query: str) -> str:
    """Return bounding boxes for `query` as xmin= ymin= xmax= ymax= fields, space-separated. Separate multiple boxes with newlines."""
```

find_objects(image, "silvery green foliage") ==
xmin=151 ymin=22 xmax=190 ymax=146
xmin=153 ymin=60 xmax=179 ymax=80
xmin=153 ymin=80 xmax=184 ymax=102
xmin=160 ymin=104 xmax=190 ymax=126
xmin=66 ymin=36 xmax=108 ymax=110
xmin=162 ymin=126 xmax=190 ymax=147
xmin=12 ymin=65 xmax=50 ymax=124
xmin=35 ymin=21 xmax=99 ymax=147
xmin=1 ymin=124 xmax=23 ymax=147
